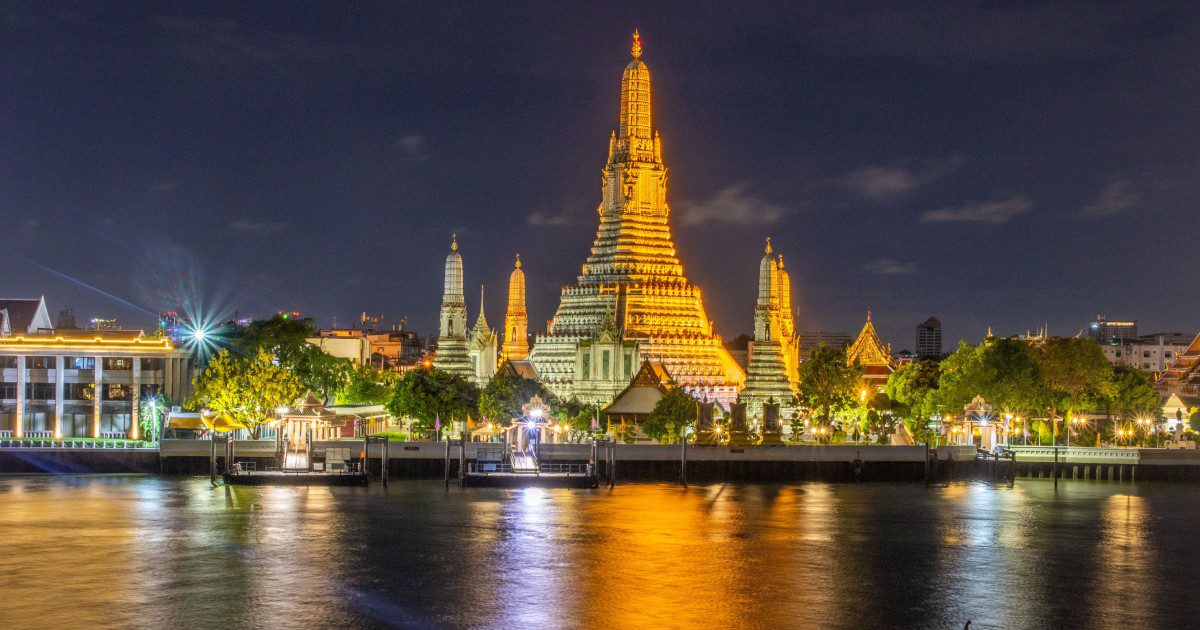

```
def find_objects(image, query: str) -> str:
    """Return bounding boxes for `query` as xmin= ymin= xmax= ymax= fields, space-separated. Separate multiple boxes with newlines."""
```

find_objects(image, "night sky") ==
xmin=2 ymin=2 xmax=1197 ymax=350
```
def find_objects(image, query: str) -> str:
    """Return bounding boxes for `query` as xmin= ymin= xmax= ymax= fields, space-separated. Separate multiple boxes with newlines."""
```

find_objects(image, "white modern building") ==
xmin=0 ymin=321 xmax=194 ymax=439
xmin=1101 ymin=332 xmax=1191 ymax=373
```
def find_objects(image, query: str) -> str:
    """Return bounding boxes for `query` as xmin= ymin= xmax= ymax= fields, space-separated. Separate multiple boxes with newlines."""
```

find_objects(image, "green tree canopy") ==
xmin=478 ymin=365 xmax=559 ymax=426
xmin=335 ymin=364 xmax=393 ymax=405
xmin=884 ymin=360 xmax=940 ymax=444
xmin=385 ymin=368 xmax=479 ymax=434
xmin=1103 ymin=365 xmax=1161 ymax=421
xmin=797 ymin=344 xmax=863 ymax=425
xmin=933 ymin=338 xmax=1046 ymax=418
xmin=642 ymin=387 xmax=697 ymax=444
xmin=186 ymin=348 xmax=305 ymax=438
xmin=233 ymin=315 xmax=352 ymax=396
xmin=1034 ymin=337 xmax=1116 ymax=418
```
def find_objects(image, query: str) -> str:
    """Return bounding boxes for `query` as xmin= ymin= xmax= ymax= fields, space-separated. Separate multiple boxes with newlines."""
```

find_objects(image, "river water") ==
xmin=0 ymin=476 xmax=1197 ymax=629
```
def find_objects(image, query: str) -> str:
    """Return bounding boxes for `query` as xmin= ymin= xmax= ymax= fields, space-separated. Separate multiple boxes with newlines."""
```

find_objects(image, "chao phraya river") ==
xmin=1 ymin=476 xmax=1197 ymax=628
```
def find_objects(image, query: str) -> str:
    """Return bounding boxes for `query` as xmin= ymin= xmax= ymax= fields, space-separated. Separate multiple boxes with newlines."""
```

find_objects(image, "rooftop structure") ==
xmin=847 ymin=313 xmax=896 ymax=391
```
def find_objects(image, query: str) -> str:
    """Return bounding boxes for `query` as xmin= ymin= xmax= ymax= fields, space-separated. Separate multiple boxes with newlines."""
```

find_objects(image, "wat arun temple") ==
xmin=433 ymin=32 xmax=893 ymax=412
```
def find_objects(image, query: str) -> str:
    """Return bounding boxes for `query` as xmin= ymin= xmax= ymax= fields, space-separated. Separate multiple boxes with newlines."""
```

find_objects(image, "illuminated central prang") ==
xmin=529 ymin=31 xmax=746 ymax=406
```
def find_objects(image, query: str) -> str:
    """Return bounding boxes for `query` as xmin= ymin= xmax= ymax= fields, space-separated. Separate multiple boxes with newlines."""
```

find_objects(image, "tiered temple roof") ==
xmin=501 ymin=254 xmax=529 ymax=361
xmin=847 ymin=313 xmax=895 ymax=391
xmin=1158 ymin=330 xmax=1200 ymax=396
xmin=530 ymin=31 xmax=744 ymax=405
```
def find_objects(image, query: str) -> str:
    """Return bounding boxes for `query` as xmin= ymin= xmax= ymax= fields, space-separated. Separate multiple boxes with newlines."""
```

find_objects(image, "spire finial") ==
xmin=479 ymin=285 xmax=485 ymax=312
xmin=777 ymin=254 xmax=785 ymax=269
xmin=867 ymin=310 xmax=872 ymax=322
xmin=631 ymin=29 xmax=642 ymax=59
xmin=451 ymin=233 xmax=458 ymax=251
xmin=514 ymin=252 xmax=522 ymax=269
xmin=764 ymin=236 xmax=772 ymax=254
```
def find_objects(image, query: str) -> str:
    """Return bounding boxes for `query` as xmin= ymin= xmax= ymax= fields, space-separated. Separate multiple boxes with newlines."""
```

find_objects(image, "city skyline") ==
xmin=2 ymin=3 xmax=1197 ymax=348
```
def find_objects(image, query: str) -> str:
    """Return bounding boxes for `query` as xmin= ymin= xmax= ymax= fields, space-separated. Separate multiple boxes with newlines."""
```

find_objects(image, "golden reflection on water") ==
xmin=0 ymin=476 xmax=1195 ymax=628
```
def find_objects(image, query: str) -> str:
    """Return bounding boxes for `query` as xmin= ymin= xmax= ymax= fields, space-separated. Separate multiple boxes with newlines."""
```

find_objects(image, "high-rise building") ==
xmin=529 ymin=31 xmax=745 ymax=405
xmin=1087 ymin=316 xmax=1138 ymax=344
xmin=432 ymin=235 xmax=472 ymax=377
xmin=501 ymin=254 xmax=529 ymax=362
xmin=740 ymin=238 xmax=800 ymax=419
xmin=916 ymin=316 xmax=942 ymax=358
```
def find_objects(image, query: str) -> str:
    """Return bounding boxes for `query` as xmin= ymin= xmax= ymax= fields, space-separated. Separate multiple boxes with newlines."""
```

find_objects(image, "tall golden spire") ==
xmin=618 ymin=29 xmax=652 ymax=148
xmin=631 ymin=29 xmax=642 ymax=59
xmin=502 ymin=253 xmax=529 ymax=361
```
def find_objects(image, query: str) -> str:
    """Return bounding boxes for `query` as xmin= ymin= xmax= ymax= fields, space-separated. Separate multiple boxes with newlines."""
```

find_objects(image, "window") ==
xmin=104 ymin=384 xmax=131 ymax=401
xmin=140 ymin=384 xmax=162 ymax=399
xmin=67 ymin=357 xmax=95 ymax=370
xmin=140 ymin=358 xmax=164 ymax=371
xmin=65 ymin=383 xmax=94 ymax=401
xmin=25 ymin=383 xmax=55 ymax=400
xmin=26 ymin=357 xmax=54 ymax=369
xmin=1143 ymin=351 xmax=1150 ymax=358
xmin=602 ymin=351 xmax=611 ymax=380
xmin=0 ymin=357 xmax=16 ymax=369
xmin=582 ymin=355 xmax=591 ymax=380
xmin=624 ymin=353 xmax=632 ymax=379
xmin=0 ymin=382 xmax=16 ymax=399
xmin=104 ymin=357 xmax=133 ymax=371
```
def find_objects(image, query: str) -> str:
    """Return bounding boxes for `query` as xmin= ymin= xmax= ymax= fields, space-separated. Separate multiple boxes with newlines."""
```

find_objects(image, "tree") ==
xmin=885 ymin=360 xmax=940 ymax=444
xmin=1103 ymin=366 xmax=1161 ymax=422
xmin=335 ymin=365 xmax=393 ymax=405
xmin=186 ymin=348 xmax=305 ymax=439
xmin=385 ymin=368 xmax=479 ymax=435
xmin=933 ymin=338 xmax=1046 ymax=418
xmin=797 ymin=345 xmax=862 ymax=427
xmin=138 ymin=391 xmax=170 ymax=443
xmin=478 ymin=366 xmax=558 ymax=425
xmin=1034 ymin=337 xmax=1115 ymax=443
xmin=641 ymin=387 xmax=697 ymax=444
xmin=233 ymin=315 xmax=352 ymax=396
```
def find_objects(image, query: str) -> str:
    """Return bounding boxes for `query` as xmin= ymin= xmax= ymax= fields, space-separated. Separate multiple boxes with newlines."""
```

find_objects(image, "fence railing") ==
xmin=0 ymin=439 xmax=150 ymax=449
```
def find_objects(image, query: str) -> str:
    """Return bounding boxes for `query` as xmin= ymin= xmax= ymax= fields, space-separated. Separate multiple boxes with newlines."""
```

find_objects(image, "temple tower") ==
xmin=741 ymin=238 xmax=800 ymax=420
xmin=501 ymin=254 xmax=529 ymax=361
xmin=468 ymin=285 xmax=498 ymax=385
xmin=433 ymin=234 xmax=473 ymax=377
xmin=530 ymin=30 xmax=745 ymax=405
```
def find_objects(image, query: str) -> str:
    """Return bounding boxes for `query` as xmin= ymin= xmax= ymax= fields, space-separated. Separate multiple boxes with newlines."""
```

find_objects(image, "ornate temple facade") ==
xmin=846 ymin=313 xmax=896 ymax=391
xmin=432 ymin=235 xmax=473 ymax=377
xmin=740 ymin=238 xmax=800 ymax=419
xmin=529 ymin=31 xmax=745 ymax=405
xmin=501 ymin=254 xmax=529 ymax=362
xmin=467 ymin=286 xmax=498 ymax=385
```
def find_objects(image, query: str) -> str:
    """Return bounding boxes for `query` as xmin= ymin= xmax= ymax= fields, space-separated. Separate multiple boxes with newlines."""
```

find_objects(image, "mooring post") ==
xmin=444 ymin=437 xmax=451 ymax=489
xmin=1010 ymin=451 xmax=1017 ymax=487
xmin=382 ymin=436 xmax=389 ymax=486
xmin=225 ymin=435 xmax=234 ymax=475
xmin=924 ymin=443 xmax=931 ymax=486
xmin=680 ymin=431 xmax=688 ymax=487
xmin=209 ymin=435 xmax=217 ymax=486
xmin=459 ymin=430 xmax=467 ymax=483
xmin=1053 ymin=446 xmax=1059 ymax=490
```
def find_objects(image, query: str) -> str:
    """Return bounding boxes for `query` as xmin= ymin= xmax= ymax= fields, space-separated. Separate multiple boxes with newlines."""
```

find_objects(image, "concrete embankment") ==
xmin=9 ymin=441 xmax=1200 ymax=483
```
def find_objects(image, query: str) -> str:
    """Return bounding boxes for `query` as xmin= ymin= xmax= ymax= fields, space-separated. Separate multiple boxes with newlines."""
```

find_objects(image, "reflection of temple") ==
xmin=846 ymin=313 xmax=895 ymax=391
xmin=530 ymin=31 xmax=744 ymax=405
xmin=740 ymin=238 xmax=800 ymax=419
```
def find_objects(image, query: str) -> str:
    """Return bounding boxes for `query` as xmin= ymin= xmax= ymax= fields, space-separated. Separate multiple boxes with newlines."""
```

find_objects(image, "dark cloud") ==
xmin=922 ymin=195 xmax=1031 ymax=225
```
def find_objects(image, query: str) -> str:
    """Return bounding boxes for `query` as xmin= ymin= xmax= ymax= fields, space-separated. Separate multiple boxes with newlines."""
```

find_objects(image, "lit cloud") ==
xmin=678 ymin=183 xmax=786 ymax=226
xmin=393 ymin=134 xmax=428 ymax=160
xmin=864 ymin=258 xmax=917 ymax=276
xmin=153 ymin=15 xmax=332 ymax=69
xmin=230 ymin=219 xmax=287 ymax=232
xmin=21 ymin=218 xmax=40 ymax=229
xmin=921 ymin=194 xmax=1031 ymax=224
xmin=1080 ymin=180 xmax=1140 ymax=218
xmin=526 ymin=210 xmax=572 ymax=226
xmin=841 ymin=156 xmax=963 ymax=201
